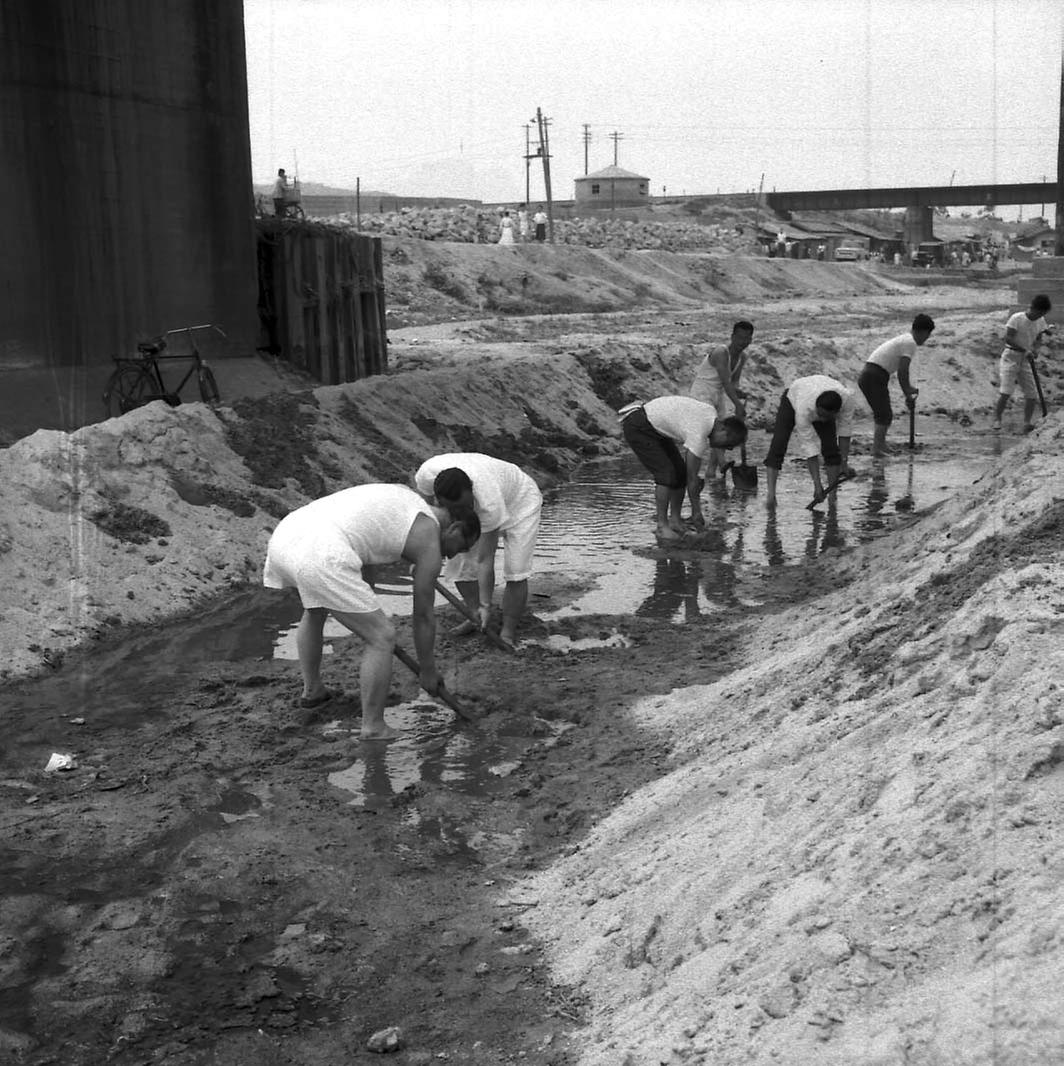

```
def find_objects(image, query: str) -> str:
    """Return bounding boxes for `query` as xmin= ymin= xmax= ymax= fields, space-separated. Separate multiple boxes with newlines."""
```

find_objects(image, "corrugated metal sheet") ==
xmin=0 ymin=0 xmax=257 ymax=375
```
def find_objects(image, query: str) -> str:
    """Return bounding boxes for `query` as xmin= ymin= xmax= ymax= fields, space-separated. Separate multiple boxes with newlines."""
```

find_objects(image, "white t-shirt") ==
xmin=642 ymin=396 xmax=718 ymax=459
xmin=414 ymin=453 xmax=541 ymax=532
xmin=866 ymin=333 xmax=918 ymax=374
xmin=1001 ymin=311 xmax=1049 ymax=361
xmin=785 ymin=375 xmax=855 ymax=460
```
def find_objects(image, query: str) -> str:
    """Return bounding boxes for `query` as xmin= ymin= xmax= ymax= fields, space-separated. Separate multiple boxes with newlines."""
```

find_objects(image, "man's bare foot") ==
xmin=499 ymin=629 xmax=519 ymax=652
xmin=0 ymin=522 xmax=12 ymax=554
xmin=449 ymin=619 xmax=478 ymax=636
xmin=360 ymin=723 xmax=401 ymax=741
xmin=656 ymin=526 xmax=682 ymax=543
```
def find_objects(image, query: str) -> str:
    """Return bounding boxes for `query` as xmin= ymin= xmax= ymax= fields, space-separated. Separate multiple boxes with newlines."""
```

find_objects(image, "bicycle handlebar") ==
xmin=164 ymin=324 xmax=228 ymax=339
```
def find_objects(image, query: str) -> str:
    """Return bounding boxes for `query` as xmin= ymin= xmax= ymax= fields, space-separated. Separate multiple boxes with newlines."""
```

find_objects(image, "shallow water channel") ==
xmin=13 ymin=426 xmax=1009 ymax=811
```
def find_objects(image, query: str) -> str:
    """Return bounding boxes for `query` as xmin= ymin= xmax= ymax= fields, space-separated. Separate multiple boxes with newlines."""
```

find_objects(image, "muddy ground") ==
xmin=1 ymin=245 xmax=1062 ymax=1065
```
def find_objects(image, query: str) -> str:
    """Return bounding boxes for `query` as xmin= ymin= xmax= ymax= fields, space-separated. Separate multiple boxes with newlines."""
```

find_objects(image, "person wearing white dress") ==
xmin=498 ymin=210 xmax=516 ymax=245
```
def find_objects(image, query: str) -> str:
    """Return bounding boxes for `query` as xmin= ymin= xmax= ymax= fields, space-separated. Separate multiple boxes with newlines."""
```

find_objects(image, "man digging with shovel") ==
xmin=263 ymin=484 xmax=481 ymax=740
xmin=992 ymin=294 xmax=1053 ymax=434
xmin=619 ymin=395 xmax=747 ymax=542
xmin=763 ymin=375 xmax=856 ymax=509
xmin=414 ymin=453 xmax=543 ymax=652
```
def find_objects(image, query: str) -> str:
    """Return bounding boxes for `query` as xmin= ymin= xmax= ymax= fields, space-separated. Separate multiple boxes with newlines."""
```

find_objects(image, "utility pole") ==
xmin=608 ymin=130 xmax=623 ymax=165
xmin=752 ymin=173 xmax=764 ymax=253
xmin=582 ymin=123 xmax=591 ymax=175
xmin=535 ymin=107 xmax=555 ymax=242
xmin=1056 ymin=51 xmax=1063 ymax=255
xmin=523 ymin=122 xmax=534 ymax=203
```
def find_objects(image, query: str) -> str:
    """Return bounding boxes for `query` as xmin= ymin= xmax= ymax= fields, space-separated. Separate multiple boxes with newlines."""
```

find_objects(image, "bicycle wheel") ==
xmin=197 ymin=365 xmax=220 ymax=404
xmin=103 ymin=365 xmax=156 ymax=418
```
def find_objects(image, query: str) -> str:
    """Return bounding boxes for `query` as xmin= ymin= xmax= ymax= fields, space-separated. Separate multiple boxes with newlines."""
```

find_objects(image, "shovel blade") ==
xmin=731 ymin=465 xmax=759 ymax=491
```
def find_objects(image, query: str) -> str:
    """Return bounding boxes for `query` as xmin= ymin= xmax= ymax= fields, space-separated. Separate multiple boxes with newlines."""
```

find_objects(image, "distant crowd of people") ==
xmin=494 ymin=204 xmax=549 ymax=245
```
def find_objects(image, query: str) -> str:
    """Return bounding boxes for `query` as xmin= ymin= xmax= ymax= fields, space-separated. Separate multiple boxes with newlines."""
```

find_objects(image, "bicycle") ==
xmin=102 ymin=324 xmax=225 ymax=418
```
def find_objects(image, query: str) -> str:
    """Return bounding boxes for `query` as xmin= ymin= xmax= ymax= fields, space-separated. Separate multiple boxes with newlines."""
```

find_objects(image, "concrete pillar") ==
xmin=903 ymin=205 xmax=935 ymax=247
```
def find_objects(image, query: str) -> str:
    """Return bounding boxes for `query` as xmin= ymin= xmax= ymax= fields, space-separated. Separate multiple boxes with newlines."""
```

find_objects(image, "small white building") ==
xmin=574 ymin=164 xmax=650 ymax=211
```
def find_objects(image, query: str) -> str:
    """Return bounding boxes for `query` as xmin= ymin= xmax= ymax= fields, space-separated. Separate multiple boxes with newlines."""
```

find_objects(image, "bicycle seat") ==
xmin=137 ymin=340 xmax=165 ymax=356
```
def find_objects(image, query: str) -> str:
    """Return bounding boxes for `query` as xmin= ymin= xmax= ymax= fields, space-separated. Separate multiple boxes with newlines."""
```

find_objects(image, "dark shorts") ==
xmin=763 ymin=392 xmax=841 ymax=470
xmin=858 ymin=363 xmax=893 ymax=426
xmin=622 ymin=407 xmax=686 ymax=488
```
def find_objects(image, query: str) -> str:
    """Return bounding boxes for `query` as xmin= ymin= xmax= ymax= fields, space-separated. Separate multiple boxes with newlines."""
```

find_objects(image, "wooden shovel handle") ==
xmin=392 ymin=644 xmax=476 ymax=723
xmin=433 ymin=581 xmax=515 ymax=654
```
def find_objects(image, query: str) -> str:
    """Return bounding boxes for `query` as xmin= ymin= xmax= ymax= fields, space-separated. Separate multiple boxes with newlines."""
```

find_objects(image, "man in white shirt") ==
xmin=263 ymin=484 xmax=480 ymax=740
xmin=619 ymin=395 xmax=747 ymax=542
xmin=992 ymin=294 xmax=1053 ymax=433
xmin=857 ymin=313 xmax=935 ymax=457
xmin=415 ymin=453 xmax=542 ymax=650
xmin=764 ymin=375 xmax=856 ymax=508
xmin=533 ymin=206 xmax=548 ymax=242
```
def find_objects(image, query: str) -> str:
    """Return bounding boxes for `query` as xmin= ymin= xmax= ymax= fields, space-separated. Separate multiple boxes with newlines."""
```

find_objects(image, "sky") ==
xmin=243 ymin=0 xmax=1063 ymax=216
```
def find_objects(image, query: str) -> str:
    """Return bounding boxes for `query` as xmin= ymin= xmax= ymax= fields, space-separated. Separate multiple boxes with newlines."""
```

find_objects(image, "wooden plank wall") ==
xmin=256 ymin=219 xmax=387 ymax=384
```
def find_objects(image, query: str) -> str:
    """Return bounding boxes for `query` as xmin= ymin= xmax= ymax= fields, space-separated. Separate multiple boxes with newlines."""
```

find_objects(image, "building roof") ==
xmin=577 ymin=164 xmax=649 ymax=182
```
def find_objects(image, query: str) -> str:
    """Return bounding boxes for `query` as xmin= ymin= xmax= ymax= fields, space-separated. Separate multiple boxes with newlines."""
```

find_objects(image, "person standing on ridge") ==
xmin=992 ymin=294 xmax=1053 ymax=433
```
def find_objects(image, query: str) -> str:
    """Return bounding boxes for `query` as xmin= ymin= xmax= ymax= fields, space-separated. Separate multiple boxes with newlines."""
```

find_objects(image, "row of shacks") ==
xmin=754 ymin=215 xmax=991 ymax=265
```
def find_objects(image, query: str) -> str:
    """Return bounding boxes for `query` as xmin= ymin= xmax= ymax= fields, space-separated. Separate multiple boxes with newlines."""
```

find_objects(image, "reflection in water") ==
xmin=325 ymin=702 xmax=552 ymax=813
xmin=636 ymin=558 xmax=702 ymax=621
xmin=764 ymin=512 xmax=785 ymax=566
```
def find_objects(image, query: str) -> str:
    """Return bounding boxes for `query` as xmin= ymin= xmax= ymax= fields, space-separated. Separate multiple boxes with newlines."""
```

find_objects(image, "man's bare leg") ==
xmin=451 ymin=578 xmax=480 ymax=635
xmin=765 ymin=466 xmax=779 ymax=508
xmin=296 ymin=608 xmax=330 ymax=702
xmin=872 ymin=422 xmax=889 ymax=457
xmin=500 ymin=579 xmax=528 ymax=648
xmin=332 ymin=608 xmax=401 ymax=741
xmin=655 ymin=484 xmax=681 ymax=541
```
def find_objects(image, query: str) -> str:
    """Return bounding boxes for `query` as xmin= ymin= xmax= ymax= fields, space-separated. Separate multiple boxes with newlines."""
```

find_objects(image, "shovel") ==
xmin=392 ymin=644 xmax=476 ymax=723
xmin=434 ymin=580 xmax=515 ymax=654
xmin=805 ymin=472 xmax=854 ymax=510
xmin=907 ymin=396 xmax=916 ymax=449
xmin=1028 ymin=354 xmax=1048 ymax=417
xmin=730 ymin=443 xmax=759 ymax=490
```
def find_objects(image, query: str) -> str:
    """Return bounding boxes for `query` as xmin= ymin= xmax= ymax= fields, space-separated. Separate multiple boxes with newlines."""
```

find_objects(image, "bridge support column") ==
xmin=903 ymin=205 xmax=934 ymax=248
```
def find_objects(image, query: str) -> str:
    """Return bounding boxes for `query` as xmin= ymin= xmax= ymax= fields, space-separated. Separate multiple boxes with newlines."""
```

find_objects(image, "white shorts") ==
xmin=263 ymin=519 xmax=380 ymax=614
xmin=998 ymin=352 xmax=1037 ymax=399
xmin=444 ymin=505 xmax=541 ymax=584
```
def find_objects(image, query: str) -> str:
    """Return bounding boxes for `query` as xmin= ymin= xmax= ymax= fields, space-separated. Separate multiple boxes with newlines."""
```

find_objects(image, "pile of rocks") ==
xmin=323 ymin=205 xmax=750 ymax=253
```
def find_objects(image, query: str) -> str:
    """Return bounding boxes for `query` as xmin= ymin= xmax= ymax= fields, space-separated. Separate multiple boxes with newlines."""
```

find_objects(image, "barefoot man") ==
xmin=263 ymin=483 xmax=480 ymax=740
xmin=619 ymin=395 xmax=747 ymax=542
xmin=414 ymin=453 xmax=543 ymax=650
xmin=763 ymin=375 xmax=856 ymax=508
xmin=857 ymin=313 xmax=935 ymax=457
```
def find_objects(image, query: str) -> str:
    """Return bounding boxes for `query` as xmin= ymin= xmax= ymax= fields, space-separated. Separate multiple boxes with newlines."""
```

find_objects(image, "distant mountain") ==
xmin=253 ymin=180 xmax=394 ymax=198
